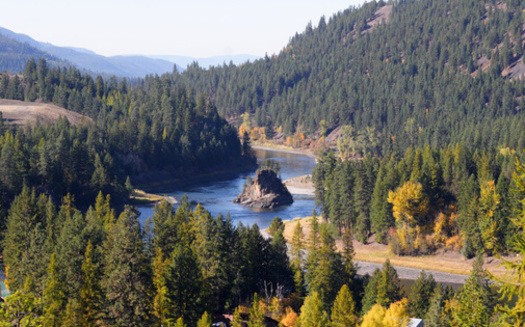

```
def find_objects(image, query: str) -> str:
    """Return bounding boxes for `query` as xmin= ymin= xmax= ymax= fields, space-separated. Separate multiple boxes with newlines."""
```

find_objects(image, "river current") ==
xmin=137 ymin=148 xmax=317 ymax=229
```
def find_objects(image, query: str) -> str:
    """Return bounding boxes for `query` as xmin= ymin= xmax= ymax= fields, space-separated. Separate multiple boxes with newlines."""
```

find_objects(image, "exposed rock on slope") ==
xmin=234 ymin=168 xmax=293 ymax=209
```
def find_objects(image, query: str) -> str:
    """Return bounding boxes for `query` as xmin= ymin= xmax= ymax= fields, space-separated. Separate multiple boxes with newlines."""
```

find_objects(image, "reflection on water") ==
xmin=137 ymin=148 xmax=317 ymax=229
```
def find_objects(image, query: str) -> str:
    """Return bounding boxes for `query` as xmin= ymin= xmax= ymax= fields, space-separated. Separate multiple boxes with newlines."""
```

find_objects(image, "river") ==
xmin=137 ymin=148 xmax=317 ymax=229
xmin=136 ymin=147 xmax=470 ymax=287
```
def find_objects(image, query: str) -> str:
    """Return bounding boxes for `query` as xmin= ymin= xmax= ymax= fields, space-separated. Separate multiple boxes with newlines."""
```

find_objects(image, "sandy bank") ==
xmin=251 ymin=144 xmax=317 ymax=159
xmin=283 ymin=175 xmax=315 ymax=195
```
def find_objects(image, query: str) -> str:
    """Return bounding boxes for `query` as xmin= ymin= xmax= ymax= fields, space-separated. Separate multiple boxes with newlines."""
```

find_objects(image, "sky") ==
xmin=1 ymin=0 xmax=366 ymax=58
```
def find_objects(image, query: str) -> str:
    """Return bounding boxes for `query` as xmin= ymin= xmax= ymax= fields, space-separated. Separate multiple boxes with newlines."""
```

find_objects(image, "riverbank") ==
xmin=251 ymin=143 xmax=317 ymax=159
xmin=283 ymin=175 xmax=314 ymax=196
xmin=133 ymin=160 xmax=257 ymax=193
xmin=272 ymin=216 xmax=509 ymax=283
xmin=130 ymin=189 xmax=178 ymax=205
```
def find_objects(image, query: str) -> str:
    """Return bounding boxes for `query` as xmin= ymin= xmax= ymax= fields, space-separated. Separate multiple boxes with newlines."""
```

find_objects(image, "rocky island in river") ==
xmin=234 ymin=168 xmax=293 ymax=209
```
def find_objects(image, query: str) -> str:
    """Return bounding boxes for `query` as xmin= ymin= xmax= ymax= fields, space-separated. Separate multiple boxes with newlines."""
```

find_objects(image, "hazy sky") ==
xmin=2 ymin=0 xmax=366 ymax=58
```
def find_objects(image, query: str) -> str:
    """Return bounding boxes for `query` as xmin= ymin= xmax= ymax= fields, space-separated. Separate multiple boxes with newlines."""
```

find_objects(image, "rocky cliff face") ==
xmin=234 ymin=169 xmax=293 ymax=209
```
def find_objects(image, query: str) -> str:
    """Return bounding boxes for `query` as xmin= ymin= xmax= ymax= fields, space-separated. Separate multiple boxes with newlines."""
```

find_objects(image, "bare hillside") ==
xmin=0 ymin=99 xmax=91 ymax=126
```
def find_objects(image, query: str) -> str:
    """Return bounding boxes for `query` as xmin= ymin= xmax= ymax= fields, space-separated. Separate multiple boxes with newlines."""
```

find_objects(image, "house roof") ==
xmin=408 ymin=318 xmax=424 ymax=327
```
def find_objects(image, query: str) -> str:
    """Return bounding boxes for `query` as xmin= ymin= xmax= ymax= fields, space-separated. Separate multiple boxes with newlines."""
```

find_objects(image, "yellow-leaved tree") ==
xmin=382 ymin=299 xmax=410 ymax=327
xmin=478 ymin=180 xmax=500 ymax=253
xmin=387 ymin=181 xmax=429 ymax=255
xmin=360 ymin=299 xmax=410 ymax=327
xmin=360 ymin=304 xmax=386 ymax=327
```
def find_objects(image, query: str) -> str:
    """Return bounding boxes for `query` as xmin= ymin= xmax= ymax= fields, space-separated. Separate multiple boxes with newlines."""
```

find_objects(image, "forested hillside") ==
xmin=170 ymin=0 xmax=525 ymax=154
xmin=0 ymin=58 xmax=252 ymax=209
xmin=0 ymin=33 xmax=66 ymax=74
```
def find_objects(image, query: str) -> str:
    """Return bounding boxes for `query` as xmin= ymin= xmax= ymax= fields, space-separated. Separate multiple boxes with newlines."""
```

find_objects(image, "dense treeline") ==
xmin=2 ymin=188 xmax=514 ymax=326
xmin=0 ymin=190 xmax=293 ymax=326
xmin=313 ymin=144 xmax=520 ymax=258
xmin=0 ymin=58 xmax=251 ymax=209
xmin=162 ymin=0 xmax=525 ymax=155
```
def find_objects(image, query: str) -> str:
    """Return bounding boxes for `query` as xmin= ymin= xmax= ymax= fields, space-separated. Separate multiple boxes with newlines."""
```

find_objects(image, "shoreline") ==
xmin=251 ymin=143 xmax=318 ymax=159
xmin=283 ymin=175 xmax=315 ymax=196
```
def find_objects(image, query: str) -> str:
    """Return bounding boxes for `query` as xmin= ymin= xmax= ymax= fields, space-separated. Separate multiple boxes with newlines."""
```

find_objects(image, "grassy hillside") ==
xmin=0 ymin=99 xmax=91 ymax=126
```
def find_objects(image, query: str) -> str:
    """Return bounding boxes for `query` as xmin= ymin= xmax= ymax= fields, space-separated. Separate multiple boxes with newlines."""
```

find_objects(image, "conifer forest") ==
xmin=2 ymin=0 xmax=525 ymax=326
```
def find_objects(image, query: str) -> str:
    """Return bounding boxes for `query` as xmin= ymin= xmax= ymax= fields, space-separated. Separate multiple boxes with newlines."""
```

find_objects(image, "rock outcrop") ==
xmin=234 ymin=169 xmax=293 ymax=209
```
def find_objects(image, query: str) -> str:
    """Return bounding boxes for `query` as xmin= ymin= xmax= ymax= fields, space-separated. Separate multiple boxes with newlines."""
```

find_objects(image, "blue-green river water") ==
xmin=137 ymin=148 xmax=317 ymax=229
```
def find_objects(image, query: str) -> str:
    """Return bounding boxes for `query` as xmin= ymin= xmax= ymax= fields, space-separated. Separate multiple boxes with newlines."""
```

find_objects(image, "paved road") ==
xmin=260 ymin=229 xmax=469 ymax=285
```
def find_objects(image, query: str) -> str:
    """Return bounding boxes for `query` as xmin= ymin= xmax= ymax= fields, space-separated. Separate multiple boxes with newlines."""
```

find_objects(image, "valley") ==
xmin=1 ymin=0 xmax=525 ymax=326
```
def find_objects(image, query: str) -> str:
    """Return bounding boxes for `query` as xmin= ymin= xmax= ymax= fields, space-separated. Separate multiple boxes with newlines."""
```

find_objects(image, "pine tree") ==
xmin=151 ymin=199 xmax=178 ymax=255
xmin=298 ymin=292 xmax=329 ymax=327
xmin=408 ymin=271 xmax=437 ymax=318
xmin=152 ymin=247 xmax=170 ymax=326
xmin=55 ymin=209 xmax=87 ymax=299
xmin=79 ymin=241 xmax=102 ymax=327
xmin=306 ymin=223 xmax=348 ymax=308
xmin=451 ymin=256 xmax=494 ymax=326
xmin=248 ymin=293 xmax=266 ymax=327
xmin=290 ymin=221 xmax=304 ymax=269
xmin=425 ymin=285 xmax=454 ymax=327
xmin=102 ymin=206 xmax=151 ymax=326
xmin=196 ymin=311 xmax=212 ymax=327
xmin=3 ymin=187 xmax=45 ymax=291
xmin=42 ymin=253 xmax=65 ymax=327
xmin=376 ymin=260 xmax=403 ymax=308
xmin=166 ymin=244 xmax=205 ymax=325
xmin=361 ymin=268 xmax=382 ymax=315
xmin=331 ymin=284 xmax=357 ymax=327
xmin=342 ymin=227 xmax=356 ymax=279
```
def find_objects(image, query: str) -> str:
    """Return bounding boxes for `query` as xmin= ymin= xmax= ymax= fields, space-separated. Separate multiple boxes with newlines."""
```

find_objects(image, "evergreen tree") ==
xmin=102 ymin=206 xmax=151 ymax=326
xmin=152 ymin=247 xmax=170 ymax=326
xmin=166 ymin=244 xmax=205 ymax=326
xmin=79 ymin=241 xmax=102 ymax=327
xmin=290 ymin=221 xmax=304 ymax=269
xmin=451 ymin=256 xmax=494 ymax=326
xmin=361 ymin=269 xmax=382 ymax=315
xmin=376 ymin=260 xmax=403 ymax=308
xmin=425 ymin=285 xmax=454 ymax=327
xmin=196 ymin=311 xmax=212 ymax=327
xmin=297 ymin=292 xmax=329 ymax=327
xmin=248 ymin=293 xmax=265 ymax=327
xmin=408 ymin=271 xmax=436 ymax=318
xmin=42 ymin=253 xmax=65 ymax=327
xmin=3 ymin=187 xmax=45 ymax=291
xmin=331 ymin=284 xmax=357 ymax=327
xmin=306 ymin=223 xmax=348 ymax=308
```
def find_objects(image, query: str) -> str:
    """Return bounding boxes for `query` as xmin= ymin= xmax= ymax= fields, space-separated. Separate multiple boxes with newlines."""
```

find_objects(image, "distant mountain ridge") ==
xmin=0 ymin=26 xmax=261 ymax=77
xmin=149 ymin=54 xmax=261 ymax=69
xmin=0 ymin=27 xmax=181 ymax=77
xmin=0 ymin=33 xmax=67 ymax=74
